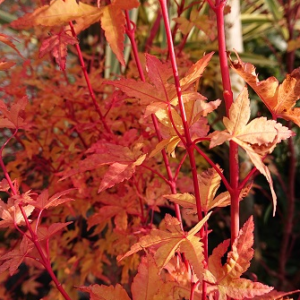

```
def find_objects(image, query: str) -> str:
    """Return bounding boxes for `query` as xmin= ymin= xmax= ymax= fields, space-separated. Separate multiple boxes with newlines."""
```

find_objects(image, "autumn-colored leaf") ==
xmin=173 ymin=10 xmax=215 ymax=40
xmin=223 ymin=217 xmax=254 ymax=279
xmin=0 ymin=198 xmax=34 ymax=229
xmin=39 ymin=28 xmax=78 ymax=70
xmin=60 ymin=142 xmax=146 ymax=193
xmin=118 ymin=212 xmax=211 ymax=280
xmin=248 ymin=289 xmax=300 ymax=300
xmin=21 ymin=276 xmax=43 ymax=295
xmin=0 ymin=61 xmax=15 ymax=70
xmin=105 ymin=52 xmax=220 ymax=155
xmin=77 ymin=283 xmax=131 ymax=300
xmin=165 ymin=167 xmax=250 ymax=213
xmin=100 ymin=0 xmax=139 ymax=66
xmin=11 ymin=0 xmax=139 ymax=65
xmin=0 ymin=96 xmax=29 ymax=129
xmin=106 ymin=52 xmax=215 ymax=117
xmin=209 ymin=87 xmax=293 ymax=215
xmin=98 ymin=154 xmax=146 ymax=193
xmin=25 ymin=188 xmax=75 ymax=210
xmin=87 ymin=193 xmax=139 ymax=231
xmin=208 ymin=217 xmax=273 ymax=299
xmin=230 ymin=51 xmax=300 ymax=127
xmin=0 ymin=236 xmax=33 ymax=275
xmin=37 ymin=222 xmax=73 ymax=241
xmin=10 ymin=0 xmax=103 ymax=29
xmin=0 ymin=179 xmax=11 ymax=192
xmin=131 ymin=255 xmax=162 ymax=300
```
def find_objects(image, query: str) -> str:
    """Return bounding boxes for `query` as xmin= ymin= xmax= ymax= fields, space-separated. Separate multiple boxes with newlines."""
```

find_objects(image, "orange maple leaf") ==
xmin=87 ymin=193 xmax=140 ymax=231
xmin=207 ymin=217 xmax=273 ymax=299
xmin=60 ymin=142 xmax=146 ymax=193
xmin=0 ymin=197 xmax=34 ymax=229
xmin=21 ymin=276 xmax=43 ymax=295
xmin=106 ymin=53 xmax=220 ymax=156
xmin=230 ymin=51 xmax=300 ymax=127
xmin=77 ymin=284 xmax=131 ymax=300
xmin=11 ymin=0 xmax=139 ymax=66
xmin=0 ymin=96 xmax=29 ymax=129
xmin=248 ymin=289 xmax=300 ymax=300
xmin=209 ymin=87 xmax=294 ymax=215
xmin=37 ymin=222 xmax=73 ymax=241
xmin=25 ymin=188 xmax=75 ymax=210
xmin=39 ymin=28 xmax=78 ymax=70
xmin=106 ymin=52 xmax=216 ymax=117
xmin=118 ymin=212 xmax=211 ymax=281
xmin=0 ymin=236 xmax=34 ymax=275
xmin=131 ymin=255 xmax=163 ymax=300
xmin=10 ymin=0 xmax=103 ymax=29
xmin=131 ymin=254 xmax=194 ymax=300
xmin=100 ymin=0 xmax=139 ymax=66
xmin=165 ymin=167 xmax=250 ymax=214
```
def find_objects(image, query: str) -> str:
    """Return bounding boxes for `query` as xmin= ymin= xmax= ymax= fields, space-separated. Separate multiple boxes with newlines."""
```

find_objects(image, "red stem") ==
xmin=125 ymin=10 xmax=184 ymax=227
xmin=158 ymin=0 xmax=203 ymax=223
xmin=211 ymin=0 xmax=239 ymax=244
xmin=194 ymin=144 xmax=232 ymax=192
xmin=158 ymin=0 xmax=207 ymax=298
xmin=0 ymin=131 xmax=71 ymax=300
xmin=190 ymin=280 xmax=200 ymax=300
xmin=18 ymin=204 xmax=72 ymax=300
xmin=140 ymin=164 xmax=170 ymax=185
xmin=68 ymin=21 xmax=112 ymax=135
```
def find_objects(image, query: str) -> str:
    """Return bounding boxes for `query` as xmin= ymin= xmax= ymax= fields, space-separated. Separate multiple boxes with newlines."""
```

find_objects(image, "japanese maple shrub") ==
xmin=0 ymin=0 xmax=299 ymax=300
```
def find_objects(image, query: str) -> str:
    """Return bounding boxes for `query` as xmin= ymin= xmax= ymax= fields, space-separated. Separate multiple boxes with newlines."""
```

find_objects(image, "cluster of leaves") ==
xmin=0 ymin=0 xmax=300 ymax=299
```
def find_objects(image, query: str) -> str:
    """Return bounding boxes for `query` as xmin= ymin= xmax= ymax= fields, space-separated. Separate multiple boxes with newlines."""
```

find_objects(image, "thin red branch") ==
xmin=68 ymin=21 xmax=112 ymax=135
xmin=125 ymin=10 xmax=184 ymax=227
xmin=211 ymin=0 xmax=239 ymax=245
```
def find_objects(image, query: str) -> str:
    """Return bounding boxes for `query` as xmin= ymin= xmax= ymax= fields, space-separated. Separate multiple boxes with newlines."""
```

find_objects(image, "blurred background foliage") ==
xmin=0 ymin=0 xmax=300 ymax=299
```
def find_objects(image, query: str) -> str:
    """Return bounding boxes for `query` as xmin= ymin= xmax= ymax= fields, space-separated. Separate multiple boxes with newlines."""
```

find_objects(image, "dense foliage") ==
xmin=0 ymin=0 xmax=300 ymax=299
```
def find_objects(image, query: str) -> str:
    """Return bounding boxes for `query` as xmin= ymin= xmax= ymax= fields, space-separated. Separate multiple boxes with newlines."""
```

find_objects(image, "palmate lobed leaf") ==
xmin=223 ymin=216 xmax=254 ymax=279
xmin=0 ymin=198 xmax=34 ymax=229
xmin=209 ymin=87 xmax=294 ymax=215
xmin=77 ymin=284 xmax=131 ymax=300
xmin=208 ymin=217 xmax=273 ymax=299
xmin=132 ymin=255 xmax=196 ymax=300
xmin=79 ymin=255 xmax=193 ymax=300
xmin=37 ymin=222 xmax=73 ymax=241
xmin=248 ymin=289 xmax=300 ymax=300
xmin=100 ymin=0 xmax=139 ymax=66
xmin=10 ymin=0 xmax=103 ymax=29
xmin=106 ymin=52 xmax=215 ymax=116
xmin=98 ymin=154 xmax=146 ymax=193
xmin=221 ymin=88 xmax=293 ymax=146
xmin=118 ymin=213 xmax=211 ymax=280
xmin=0 ymin=97 xmax=30 ymax=129
xmin=106 ymin=52 xmax=220 ymax=156
xmin=131 ymin=255 xmax=162 ymax=300
xmin=39 ymin=28 xmax=78 ymax=70
xmin=230 ymin=51 xmax=300 ymax=127
xmin=24 ymin=188 xmax=75 ymax=210
xmin=11 ymin=0 xmax=139 ymax=65
xmin=0 ymin=236 xmax=33 ymax=276
xmin=164 ymin=167 xmax=250 ymax=213
xmin=60 ymin=142 xmax=146 ymax=192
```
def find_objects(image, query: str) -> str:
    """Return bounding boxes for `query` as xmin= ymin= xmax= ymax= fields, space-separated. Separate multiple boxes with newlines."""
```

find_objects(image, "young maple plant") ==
xmin=0 ymin=0 xmax=300 ymax=300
